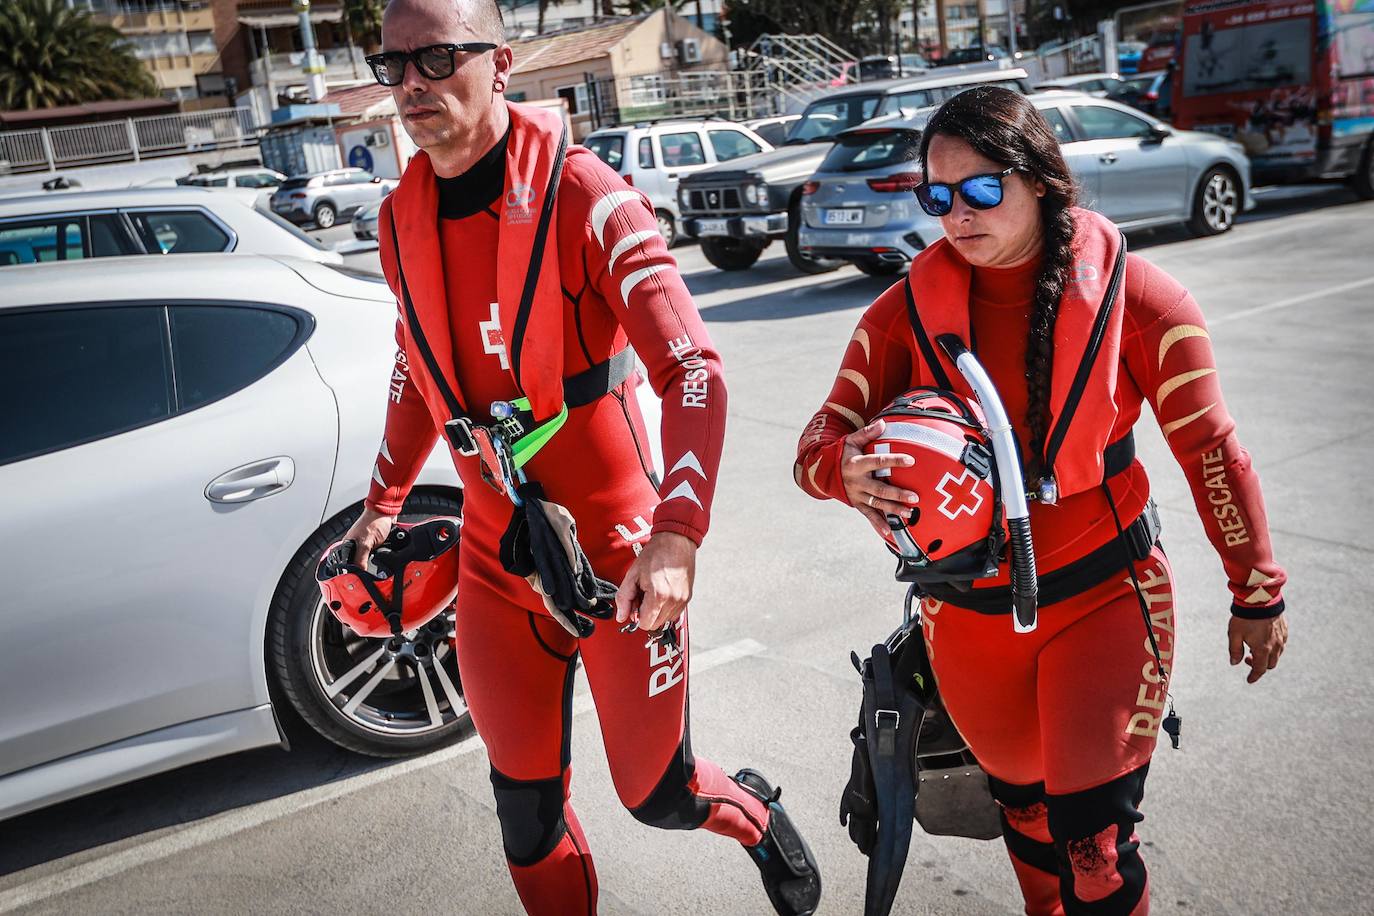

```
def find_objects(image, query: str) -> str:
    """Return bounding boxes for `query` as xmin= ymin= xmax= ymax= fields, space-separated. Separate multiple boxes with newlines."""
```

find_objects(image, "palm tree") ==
xmin=0 ymin=0 xmax=157 ymax=111
xmin=344 ymin=0 xmax=384 ymax=54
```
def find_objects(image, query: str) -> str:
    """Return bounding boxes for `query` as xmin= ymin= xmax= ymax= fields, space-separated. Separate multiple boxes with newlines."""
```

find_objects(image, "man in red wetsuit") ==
xmin=340 ymin=2 xmax=821 ymax=914
xmin=798 ymin=87 xmax=1288 ymax=915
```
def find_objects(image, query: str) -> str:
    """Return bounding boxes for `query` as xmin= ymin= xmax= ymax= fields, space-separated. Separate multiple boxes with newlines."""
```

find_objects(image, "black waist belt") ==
xmin=1102 ymin=432 xmax=1136 ymax=481
xmin=442 ymin=347 xmax=636 ymax=454
xmin=921 ymin=498 xmax=1162 ymax=615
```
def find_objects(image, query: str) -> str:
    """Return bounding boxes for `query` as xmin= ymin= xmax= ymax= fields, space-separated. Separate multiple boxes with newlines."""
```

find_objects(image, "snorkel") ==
xmin=936 ymin=335 xmax=1039 ymax=633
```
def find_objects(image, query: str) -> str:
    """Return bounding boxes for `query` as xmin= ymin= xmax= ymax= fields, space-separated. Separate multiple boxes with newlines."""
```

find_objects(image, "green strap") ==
xmin=507 ymin=397 xmax=569 ymax=469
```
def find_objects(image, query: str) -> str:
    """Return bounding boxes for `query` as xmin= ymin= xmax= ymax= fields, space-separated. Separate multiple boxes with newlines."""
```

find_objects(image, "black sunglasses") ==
xmin=915 ymin=167 xmax=1021 ymax=217
xmin=365 ymin=42 xmax=498 ymax=87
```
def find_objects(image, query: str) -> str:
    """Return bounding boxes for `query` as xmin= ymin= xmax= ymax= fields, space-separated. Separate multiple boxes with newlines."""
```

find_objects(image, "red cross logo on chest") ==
xmin=479 ymin=301 xmax=508 ymax=370
xmin=935 ymin=468 xmax=985 ymax=521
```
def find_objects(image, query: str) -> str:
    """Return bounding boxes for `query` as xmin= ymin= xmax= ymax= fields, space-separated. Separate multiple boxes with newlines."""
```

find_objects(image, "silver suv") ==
xmin=269 ymin=167 xmax=394 ymax=229
xmin=583 ymin=118 xmax=773 ymax=246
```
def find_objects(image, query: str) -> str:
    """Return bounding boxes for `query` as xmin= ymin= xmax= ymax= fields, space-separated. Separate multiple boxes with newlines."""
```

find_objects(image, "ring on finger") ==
xmin=867 ymin=494 xmax=875 ymax=507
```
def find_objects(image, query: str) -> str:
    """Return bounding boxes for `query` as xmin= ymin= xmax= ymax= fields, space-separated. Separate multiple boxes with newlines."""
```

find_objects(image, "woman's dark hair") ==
xmin=918 ymin=86 xmax=1078 ymax=481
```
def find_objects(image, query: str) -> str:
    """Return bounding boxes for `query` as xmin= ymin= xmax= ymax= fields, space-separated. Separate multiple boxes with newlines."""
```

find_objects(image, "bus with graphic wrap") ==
xmin=1173 ymin=0 xmax=1374 ymax=194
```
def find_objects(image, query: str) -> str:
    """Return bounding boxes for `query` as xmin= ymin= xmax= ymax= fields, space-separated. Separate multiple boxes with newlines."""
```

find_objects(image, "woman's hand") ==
xmin=1228 ymin=613 xmax=1288 ymax=684
xmin=841 ymin=419 xmax=920 ymax=537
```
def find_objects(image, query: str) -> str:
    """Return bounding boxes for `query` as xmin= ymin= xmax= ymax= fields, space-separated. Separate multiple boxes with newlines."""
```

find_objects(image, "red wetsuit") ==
xmin=798 ymin=249 xmax=1286 ymax=915
xmin=368 ymin=128 xmax=766 ymax=915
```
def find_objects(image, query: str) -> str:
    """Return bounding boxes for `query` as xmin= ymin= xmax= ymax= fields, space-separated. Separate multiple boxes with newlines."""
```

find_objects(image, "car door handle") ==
xmin=206 ymin=457 xmax=295 ymax=504
xmin=665 ymin=172 xmax=680 ymax=179
xmin=1099 ymin=153 xmax=1118 ymax=164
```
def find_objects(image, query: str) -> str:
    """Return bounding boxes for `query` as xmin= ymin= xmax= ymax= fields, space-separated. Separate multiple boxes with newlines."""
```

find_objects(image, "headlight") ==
xmin=679 ymin=187 xmax=690 ymax=207
xmin=743 ymin=184 xmax=758 ymax=204
xmin=754 ymin=183 xmax=769 ymax=206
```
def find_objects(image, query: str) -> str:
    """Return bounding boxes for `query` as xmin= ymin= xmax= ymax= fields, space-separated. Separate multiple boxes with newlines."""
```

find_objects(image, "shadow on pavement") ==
xmin=0 ymin=713 xmax=412 ymax=878
xmin=695 ymin=269 xmax=897 ymax=322
xmin=1122 ymin=184 xmax=1364 ymax=251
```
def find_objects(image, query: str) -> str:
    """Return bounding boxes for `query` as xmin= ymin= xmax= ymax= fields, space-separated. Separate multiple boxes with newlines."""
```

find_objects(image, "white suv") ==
xmin=583 ymin=118 xmax=773 ymax=246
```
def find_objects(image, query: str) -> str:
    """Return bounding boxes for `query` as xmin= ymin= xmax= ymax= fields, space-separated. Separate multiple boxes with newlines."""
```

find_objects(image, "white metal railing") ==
xmin=254 ymin=47 xmax=368 ymax=81
xmin=587 ymin=69 xmax=782 ymax=129
xmin=0 ymin=107 xmax=257 ymax=175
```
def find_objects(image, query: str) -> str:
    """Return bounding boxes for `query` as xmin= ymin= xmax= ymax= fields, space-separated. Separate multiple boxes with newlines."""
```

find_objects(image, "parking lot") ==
xmin=2 ymin=183 xmax=1372 ymax=915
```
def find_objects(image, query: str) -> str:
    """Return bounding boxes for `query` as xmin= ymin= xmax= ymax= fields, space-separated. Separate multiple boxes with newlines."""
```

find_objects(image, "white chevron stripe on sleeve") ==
xmin=372 ymin=464 xmax=386 ymax=488
xmin=662 ymin=479 xmax=704 ymax=510
xmin=608 ymin=228 xmax=660 ymax=271
xmin=590 ymin=190 xmax=642 ymax=248
xmin=668 ymin=451 xmax=707 ymax=479
xmin=620 ymin=264 xmax=669 ymax=306
xmin=379 ymin=438 xmax=394 ymax=464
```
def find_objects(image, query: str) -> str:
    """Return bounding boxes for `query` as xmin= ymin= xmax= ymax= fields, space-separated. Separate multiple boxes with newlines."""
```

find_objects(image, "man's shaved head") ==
xmin=384 ymin=0 xmax=505 ymax=44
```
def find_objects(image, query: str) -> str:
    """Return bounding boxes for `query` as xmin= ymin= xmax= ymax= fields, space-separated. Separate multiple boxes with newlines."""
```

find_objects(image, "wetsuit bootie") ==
xmin=734 ymin=768 xmax=822 ymax=916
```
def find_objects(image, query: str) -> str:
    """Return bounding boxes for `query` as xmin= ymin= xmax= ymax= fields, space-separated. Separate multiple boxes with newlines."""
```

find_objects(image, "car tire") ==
xmin=1350 ymin=139 xmax=1374 ymax=200
xmin=785 ymin=201 xmax=842 ymax=274
xmin=855 ymin=258 xmax=905 ymax=277
xmin=700 ymin=236 xmax=766 ymax=270
xmin=268 ymin=490 xmax=471 ymax=757
xmin=1187 ymin=167 xmax=1240 ymax=237
xmin=655 ymin=209 xmax=677 ymax=248
xmin=313 ymin=202 xmax=337 ymax=229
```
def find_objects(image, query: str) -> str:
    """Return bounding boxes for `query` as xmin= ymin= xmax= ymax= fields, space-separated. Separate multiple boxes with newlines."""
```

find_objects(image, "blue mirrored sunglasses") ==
xmin=915 ymin=167 xmax=1020 ymax=217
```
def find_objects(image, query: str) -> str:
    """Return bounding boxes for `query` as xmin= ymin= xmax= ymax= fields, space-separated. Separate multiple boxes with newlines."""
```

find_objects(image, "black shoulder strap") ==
xmin=387 ymin=214 xmax=467 ymax=421
xmin=509 ymin=125 xmax=569 ymax=393
xmin=902 ymin=275 xmax=955 ymax=391
xmin=1041 ymin=231 xmax=1128 ymax=476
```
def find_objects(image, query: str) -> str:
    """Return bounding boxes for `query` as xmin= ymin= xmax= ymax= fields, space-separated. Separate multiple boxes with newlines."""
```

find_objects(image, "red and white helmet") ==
xmin=316 ymin=517 xmax=461 ymax=638
xmin=865 ymin=388 xmax=1005 ymax=580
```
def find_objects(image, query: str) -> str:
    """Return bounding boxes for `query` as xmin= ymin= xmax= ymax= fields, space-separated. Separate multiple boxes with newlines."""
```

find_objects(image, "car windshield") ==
xmin=585 ymin=134 xmax=625 ymax=171
xmin=819 ymin=129 xmax=923 ymax=172
xmin=786 ymin=95 xmax=881 ymax=143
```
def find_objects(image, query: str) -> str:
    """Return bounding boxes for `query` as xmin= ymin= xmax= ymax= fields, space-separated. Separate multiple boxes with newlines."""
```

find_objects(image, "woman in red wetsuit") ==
xmin=796 ymin=87 xmax=1290 ymax=915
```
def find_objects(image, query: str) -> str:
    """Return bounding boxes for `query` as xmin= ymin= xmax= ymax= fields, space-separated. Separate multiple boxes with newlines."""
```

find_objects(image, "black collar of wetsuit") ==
xmin=436 ymin=123 xmax=510 ymax=220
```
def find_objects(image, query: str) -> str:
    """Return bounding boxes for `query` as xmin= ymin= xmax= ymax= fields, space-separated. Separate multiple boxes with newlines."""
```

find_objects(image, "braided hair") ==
xmin=918 ymin=86 xmax=1079 ymax=481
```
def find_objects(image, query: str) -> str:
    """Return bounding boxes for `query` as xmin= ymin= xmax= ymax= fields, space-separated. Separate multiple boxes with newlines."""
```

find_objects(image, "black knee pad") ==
xmin=987 ymin=777 xmax=1057 ymax=874
xmin=1047 ymin=764 xmax=1151 ymax=915
xmin=628 ymin=737 xmax=711 ymax=831
xmin=490 ymin=768 xmax=568 ymax=867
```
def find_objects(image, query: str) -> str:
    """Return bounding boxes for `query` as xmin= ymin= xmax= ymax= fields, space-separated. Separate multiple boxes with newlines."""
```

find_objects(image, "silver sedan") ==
xmin=799 ymin=92 xmax=1255 ymax=274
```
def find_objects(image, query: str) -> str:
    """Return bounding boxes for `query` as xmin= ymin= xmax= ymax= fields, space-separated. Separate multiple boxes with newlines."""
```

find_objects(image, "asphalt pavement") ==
xmin=2 ymin=186 xmax=1372 ymax=915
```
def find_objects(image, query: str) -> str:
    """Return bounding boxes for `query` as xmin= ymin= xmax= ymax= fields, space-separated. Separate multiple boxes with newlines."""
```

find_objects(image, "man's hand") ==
xmin=1228 ymin=613 xmax=1289 ymax=684
xmin=614 ymin=531 xmax=697 ymax=633
xmin=342 ymin=507 xmax=397 ymax=571
xmin=841 ymin=419 xmax=919 ymax=537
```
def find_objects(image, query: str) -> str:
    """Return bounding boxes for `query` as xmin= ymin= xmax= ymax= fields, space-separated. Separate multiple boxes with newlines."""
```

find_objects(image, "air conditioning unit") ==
xmin=364 ymin=129 xmax=389 ymax=147
xmin=679 ymin=38 xmax=702 ymax=64
xmin=660 ymin=41 xmax=674 ymax=60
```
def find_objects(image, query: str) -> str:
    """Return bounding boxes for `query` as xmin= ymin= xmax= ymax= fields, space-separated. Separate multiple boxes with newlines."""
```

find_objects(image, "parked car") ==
xmin=0 ymin=254 xmax=466 ymax=820
xmin=354 ymin=198 xmax=383 ymax=241
xmin=1036 ymin=72 xmax=1125 ymax=98
xmin=1109 ymin=69 xmax=1172 ymax=119
xmin=179 ymin=166 xmax=287 ymax=210
xmin=269 ymin=168 xmax=394 ymax=229
xmin=744 ymin=114 xmax=802 ymax=148
xmin=582 ymin=118 xmax=773 ymax=247
xmin=797 ymin=92 xmax=1254 ymax=273
xmin=936 ymin=45 xmax=1021 ymax=66
xmin=0 ymin=187 xmax=343 ymax=267
xmin=678 ymin=69 xmax=1032 ymax=273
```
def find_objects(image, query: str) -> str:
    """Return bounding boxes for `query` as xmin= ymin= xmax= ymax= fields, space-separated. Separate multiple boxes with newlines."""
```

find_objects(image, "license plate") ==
xmin=696 ymin=218 xmax=729 ymax=236
xmin=824 ymin=208 xmax=864 ymax=225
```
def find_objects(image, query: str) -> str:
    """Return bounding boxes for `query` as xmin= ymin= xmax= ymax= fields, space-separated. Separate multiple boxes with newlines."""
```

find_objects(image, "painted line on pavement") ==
xmin=1211 ymin=275 xmax=1374 ymax=326
xmin=0 ymin=638 xmax=767 ymax=913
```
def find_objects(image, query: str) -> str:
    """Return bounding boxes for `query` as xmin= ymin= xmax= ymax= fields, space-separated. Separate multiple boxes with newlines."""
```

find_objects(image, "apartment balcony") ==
xmin=249 ymin=47 xmax=370 ymax=88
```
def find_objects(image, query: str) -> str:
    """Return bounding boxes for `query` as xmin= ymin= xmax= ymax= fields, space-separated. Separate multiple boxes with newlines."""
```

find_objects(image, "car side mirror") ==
xmin=371 ymin=176 xmax=381 ymax=183
xmin=1145 ymin=124 xmax=1171 ymax=144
